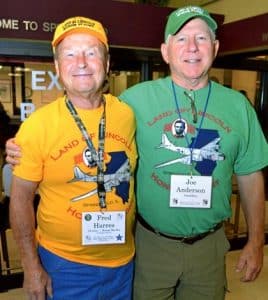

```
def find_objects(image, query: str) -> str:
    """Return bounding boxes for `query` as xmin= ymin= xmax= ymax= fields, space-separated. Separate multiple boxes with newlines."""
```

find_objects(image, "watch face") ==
xmin=172 ymin=118 xmax=187 ymax=138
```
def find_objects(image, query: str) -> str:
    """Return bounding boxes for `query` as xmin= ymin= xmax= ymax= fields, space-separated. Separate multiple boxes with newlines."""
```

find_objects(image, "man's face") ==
xmin=85 ymin=149 xmax=93 ymax=160
xmin=175 ymin=122 xmax=184 ymax=133
xmin=83 ymin=148 xmax=97 ymax=167
xmin=161 ymin=18 xmax=219 ymax=88
xmin=54 ymin=33 xmax=109 ymax=98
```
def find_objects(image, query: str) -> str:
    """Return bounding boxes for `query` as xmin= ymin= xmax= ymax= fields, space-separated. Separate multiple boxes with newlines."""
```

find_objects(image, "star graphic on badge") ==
xmin=117 ymin=213 xmax=123 ymax=219
xmin=116 ymin=234 xmax=123 ymax=241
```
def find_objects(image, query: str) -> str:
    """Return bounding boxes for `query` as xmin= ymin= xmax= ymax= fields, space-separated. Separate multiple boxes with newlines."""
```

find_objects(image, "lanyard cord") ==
xmin=65 ymin=97 xmax=107 ymax=209
xmin=171 ymin=80 xmax=211 ymax=166
xmin=184 ymin=91 xmax=198 ymax=123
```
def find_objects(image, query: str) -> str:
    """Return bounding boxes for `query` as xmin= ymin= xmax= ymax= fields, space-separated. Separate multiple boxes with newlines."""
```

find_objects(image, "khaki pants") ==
xmin=133 ymin=221 xmax=230 ymax=300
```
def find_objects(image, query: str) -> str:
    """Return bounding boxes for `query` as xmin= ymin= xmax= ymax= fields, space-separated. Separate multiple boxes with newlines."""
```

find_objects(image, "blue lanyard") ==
xmin=171 ymin=80 xmax=211 ymax=168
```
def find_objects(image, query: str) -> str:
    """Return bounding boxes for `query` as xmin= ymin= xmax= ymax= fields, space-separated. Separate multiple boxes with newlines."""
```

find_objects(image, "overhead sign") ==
xmin=0 ymin=0 xmax=224 ymax=50
xmin=0 ymin=18 xmax=57 ymax=33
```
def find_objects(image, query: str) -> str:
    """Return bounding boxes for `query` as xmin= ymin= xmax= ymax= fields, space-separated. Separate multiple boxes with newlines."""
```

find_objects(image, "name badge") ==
xmin=82 ymin=211 xmax=126 ymax=245
xmin=170 ymin=175 xmax=212 ymax=208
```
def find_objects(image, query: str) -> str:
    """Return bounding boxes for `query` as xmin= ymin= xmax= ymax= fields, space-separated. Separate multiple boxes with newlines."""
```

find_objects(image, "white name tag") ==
xmin=82 ymin=211 xmax=126 ymax=245
xmin=170 ymin=175 xmax=212 ymax=208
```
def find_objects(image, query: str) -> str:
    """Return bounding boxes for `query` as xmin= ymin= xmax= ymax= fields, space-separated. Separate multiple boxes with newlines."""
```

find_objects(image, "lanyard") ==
xmin=65 ymin=97 xmax=107 ymax=209
xmin=171 ymin=80 xmax=211 ymax=171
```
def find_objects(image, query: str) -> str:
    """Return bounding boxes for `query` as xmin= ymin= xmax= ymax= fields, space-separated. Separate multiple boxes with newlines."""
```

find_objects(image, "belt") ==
xmin=137 ymin=214 xmax=222 ymax=245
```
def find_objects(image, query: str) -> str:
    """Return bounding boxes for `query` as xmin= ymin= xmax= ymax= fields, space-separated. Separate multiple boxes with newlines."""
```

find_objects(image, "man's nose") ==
xmin=77 ymin=54 xmax=87 ymax=68
xmin=187 ymin=37 xmax=198 ymax=52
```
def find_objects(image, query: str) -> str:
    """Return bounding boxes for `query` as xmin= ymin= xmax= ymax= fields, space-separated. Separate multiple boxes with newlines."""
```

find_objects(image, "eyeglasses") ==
xmin=184 ymin=91 xmax=197 ymax=123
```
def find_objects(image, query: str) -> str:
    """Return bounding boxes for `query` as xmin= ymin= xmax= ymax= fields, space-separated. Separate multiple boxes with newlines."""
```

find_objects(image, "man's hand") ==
xmin=23 ymin=262 xmax=53 ymax=300
xmin=235 ymin=240 xmax=264 ymax=282
xmin=5 ymin=138 xmax=21 ymax=166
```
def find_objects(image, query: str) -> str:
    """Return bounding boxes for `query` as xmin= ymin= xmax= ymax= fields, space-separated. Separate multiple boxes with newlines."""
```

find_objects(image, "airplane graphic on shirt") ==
xmin=155 ymin=133 xmax=225 ymax=170
xmin=68 ymin=152 xmax=131 ymax=203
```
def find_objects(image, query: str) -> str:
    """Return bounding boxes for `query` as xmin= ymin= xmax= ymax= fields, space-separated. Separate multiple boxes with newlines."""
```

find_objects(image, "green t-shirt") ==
xmin=120 ymin=77 xmax=268 ymax=236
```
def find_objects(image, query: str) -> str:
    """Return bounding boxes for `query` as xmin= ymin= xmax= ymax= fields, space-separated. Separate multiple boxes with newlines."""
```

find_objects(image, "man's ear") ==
xmin=161 ymin=42 xmax=169 ymax=64
xmin=106 ymin=54 xmax=110 ymax=74
xmin=54 ymin=59 xmax=60 ymax=77
xmin=213 ymin=39 xmax=220 ymax=59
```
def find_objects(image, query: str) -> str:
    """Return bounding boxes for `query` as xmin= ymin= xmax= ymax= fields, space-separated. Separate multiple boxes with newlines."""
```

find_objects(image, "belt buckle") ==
xmin=180 ymin=237 xmax=187 ymax=243
xmin=180 ymin=223 xmax=222 ymax=245
xmin=180 ymin=236 xmax=195 ymax=245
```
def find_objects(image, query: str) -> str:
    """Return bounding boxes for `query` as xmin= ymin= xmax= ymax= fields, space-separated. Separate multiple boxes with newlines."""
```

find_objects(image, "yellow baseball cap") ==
xmin=52 ymin=16 xmax=108 ymax=50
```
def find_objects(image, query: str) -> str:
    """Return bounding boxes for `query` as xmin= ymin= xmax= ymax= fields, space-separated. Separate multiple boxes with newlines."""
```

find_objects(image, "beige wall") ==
xmin=231 ymin=70 xmax=258 ymax=104
xmin=204 ymin=0 xmax=268 ymax=23
xmin=168 ymin=0 xmax=268 ymax=23
xmin=118 ymin=0 xmax=268 ymax=24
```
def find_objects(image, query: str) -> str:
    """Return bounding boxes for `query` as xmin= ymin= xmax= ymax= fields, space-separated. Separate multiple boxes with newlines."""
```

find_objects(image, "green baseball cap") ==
xmin=164 ymin=6 xmax=218 ymax=41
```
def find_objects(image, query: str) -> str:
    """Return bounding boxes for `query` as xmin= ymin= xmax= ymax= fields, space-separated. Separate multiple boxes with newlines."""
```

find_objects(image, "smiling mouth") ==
xmin=185 ymin=59 xmax=200 ymax=63
xmin=73 ymin=73 xmax=93 ymax=77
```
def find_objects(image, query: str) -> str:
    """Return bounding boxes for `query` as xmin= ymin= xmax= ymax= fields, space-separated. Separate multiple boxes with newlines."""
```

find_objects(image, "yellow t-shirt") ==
xmin=14 ymin=94 xmax=137 ymax=267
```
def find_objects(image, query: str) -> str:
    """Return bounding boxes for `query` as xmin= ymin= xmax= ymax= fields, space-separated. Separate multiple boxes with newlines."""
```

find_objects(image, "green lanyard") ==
xmin=65 ymin=97 xmax=107 ymax=209
xmin=171 ymin=81 xmax=211 ymax=170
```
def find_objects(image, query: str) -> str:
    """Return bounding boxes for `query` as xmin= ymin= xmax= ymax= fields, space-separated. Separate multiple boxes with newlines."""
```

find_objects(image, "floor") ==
xmin=1 ymin=246 xmax=268 ymax=300
xmin=1 ymin=199 xmax=268 ymax=300
xmin=225 ymin=245 xmax=268 ymax=300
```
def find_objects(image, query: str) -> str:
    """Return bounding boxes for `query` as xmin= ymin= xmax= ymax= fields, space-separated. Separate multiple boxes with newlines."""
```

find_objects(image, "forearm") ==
xmin=10 ymin=176 xmax=40 ymax=270
xmin=237 ymin=171 xmax=265 ymax=247
xmin=10 ymin=176 xmax=52 ymax=297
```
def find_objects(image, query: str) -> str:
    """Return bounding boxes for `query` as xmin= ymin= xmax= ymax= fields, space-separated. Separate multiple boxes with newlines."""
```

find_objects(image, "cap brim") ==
xmin=165 ymin=13 xmax=217 ymax=41
xmin=52 ymin=28 xmax=108 ymax=49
